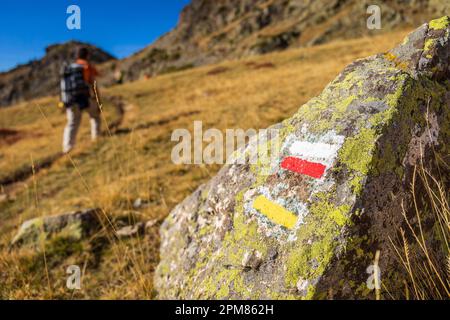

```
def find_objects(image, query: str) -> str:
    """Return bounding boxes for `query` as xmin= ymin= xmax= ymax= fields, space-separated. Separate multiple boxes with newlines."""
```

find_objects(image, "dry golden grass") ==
xmin=0 ymin=30 xmax=410 ymax=299
xmin=390 ymin=161 xmax=449 ymax=300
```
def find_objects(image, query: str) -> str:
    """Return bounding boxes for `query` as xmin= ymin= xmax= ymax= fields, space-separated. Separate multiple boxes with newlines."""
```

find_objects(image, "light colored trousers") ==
xmin=63 ymin=103 xmax=101 ymax=153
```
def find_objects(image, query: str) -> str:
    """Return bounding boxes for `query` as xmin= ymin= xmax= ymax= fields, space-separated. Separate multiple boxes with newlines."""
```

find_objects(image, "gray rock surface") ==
xmin=154 ymin=17 xmax=450 ymax=299
xmin=11 ymin=208 xmax=103 ymax=248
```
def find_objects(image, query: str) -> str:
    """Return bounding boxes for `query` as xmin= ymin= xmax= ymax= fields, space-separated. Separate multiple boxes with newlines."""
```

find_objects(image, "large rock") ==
xmin=155 ymin=17 xmax=450 ymax=299
xmin=11 ymin=208 xmax=103 ymax=248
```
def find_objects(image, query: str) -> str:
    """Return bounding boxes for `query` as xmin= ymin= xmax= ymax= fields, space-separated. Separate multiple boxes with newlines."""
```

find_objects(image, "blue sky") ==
xmin=0 ymin=0 xmax=191 ymax=72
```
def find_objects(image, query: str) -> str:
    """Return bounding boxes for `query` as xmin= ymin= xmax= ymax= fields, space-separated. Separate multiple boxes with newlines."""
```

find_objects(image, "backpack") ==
xmin=60 ymin=63 xmax=90 ymax=108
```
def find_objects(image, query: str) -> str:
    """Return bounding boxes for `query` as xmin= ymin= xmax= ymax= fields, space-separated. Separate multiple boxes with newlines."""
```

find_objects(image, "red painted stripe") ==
xmin=281 ymin=157 xmax=326 ymax=179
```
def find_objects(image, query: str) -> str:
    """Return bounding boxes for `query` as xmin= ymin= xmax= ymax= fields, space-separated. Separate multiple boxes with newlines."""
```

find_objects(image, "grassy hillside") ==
xmin=0 ymin=30 xmax=409 ymax=299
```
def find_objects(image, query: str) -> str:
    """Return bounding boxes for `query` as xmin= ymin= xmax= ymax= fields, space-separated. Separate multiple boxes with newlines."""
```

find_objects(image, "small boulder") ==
xmin=145 ymin=219 xmax=158 ymax=230
xmin=11 ymin=208 xmax=103 ymax=248
xmin=115 ymin=219 xmax=159 ymax=239
xmin=116 ymin=222 xmax=145 ymax=239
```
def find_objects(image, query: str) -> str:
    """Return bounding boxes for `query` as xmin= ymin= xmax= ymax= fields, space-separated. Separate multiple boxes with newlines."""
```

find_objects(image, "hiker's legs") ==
xmin=63 ymin=106 xmax=82 ymax=153
xmin=87 ymin=102 xmax=101 ymax=141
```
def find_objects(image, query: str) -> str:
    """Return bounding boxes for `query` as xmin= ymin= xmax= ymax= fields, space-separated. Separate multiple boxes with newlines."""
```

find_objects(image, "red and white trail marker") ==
xmin=281 ymin=157 xmax=326 ymax=179
xmin=281 ymin=140 xmax=343 ymax=179
xmin=247 ymin=132 xmax=346 ymax=239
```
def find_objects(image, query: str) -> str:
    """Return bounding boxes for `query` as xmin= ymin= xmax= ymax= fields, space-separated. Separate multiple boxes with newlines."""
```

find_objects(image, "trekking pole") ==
xmin=93 ymin=81 xmax=103 ymax=112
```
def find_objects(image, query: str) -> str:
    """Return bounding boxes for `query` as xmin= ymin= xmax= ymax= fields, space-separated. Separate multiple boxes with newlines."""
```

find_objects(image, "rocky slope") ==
xmin=0 ymin=41 xmax=115 ymax=107
xmin=115 ymin=0 xmax=449 ymax=82
xmin=1 ymin=1 xmax=447 ymax=107
xmin=154 ymin=16 xmax=450 ymax=299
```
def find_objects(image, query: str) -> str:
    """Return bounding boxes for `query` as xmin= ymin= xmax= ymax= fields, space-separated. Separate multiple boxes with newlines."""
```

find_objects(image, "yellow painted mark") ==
xmin=253 ymin=195 xmax=298 ymax=229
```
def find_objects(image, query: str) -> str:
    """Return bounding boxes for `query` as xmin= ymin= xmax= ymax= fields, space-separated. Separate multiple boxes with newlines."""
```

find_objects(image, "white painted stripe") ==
xmin=289 ymin=141 xmax=340 ymax=161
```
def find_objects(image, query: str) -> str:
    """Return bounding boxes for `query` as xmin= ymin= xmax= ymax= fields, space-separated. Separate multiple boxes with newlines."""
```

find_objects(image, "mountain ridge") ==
xmin=0 ymin=0 xmax=448 ymax=107
xmin=114 ymin=0 xmax=448 ymax=82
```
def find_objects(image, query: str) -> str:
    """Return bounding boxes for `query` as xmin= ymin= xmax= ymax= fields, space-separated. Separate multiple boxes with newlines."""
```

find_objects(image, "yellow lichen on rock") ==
xmin=429 ymin=16 xmax=450 ymax=30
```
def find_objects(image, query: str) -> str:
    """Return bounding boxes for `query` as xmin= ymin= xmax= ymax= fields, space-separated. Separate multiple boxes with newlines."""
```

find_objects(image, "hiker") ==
xmin=61 ymin=47 xmax=101 ymax=154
